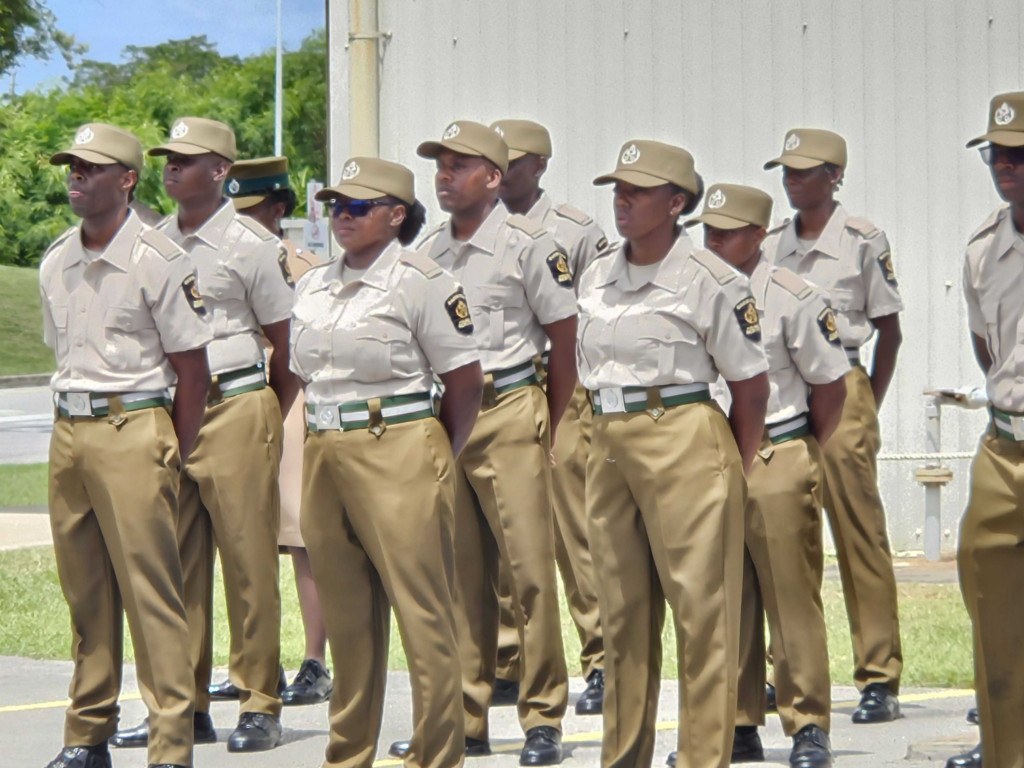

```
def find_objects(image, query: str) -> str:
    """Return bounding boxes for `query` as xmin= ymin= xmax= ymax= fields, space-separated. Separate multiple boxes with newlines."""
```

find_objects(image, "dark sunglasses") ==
xmin=979 ymin=144 xmax=1024 ymax=167
xmin=329 ymin=199 xmax=392 ymax=218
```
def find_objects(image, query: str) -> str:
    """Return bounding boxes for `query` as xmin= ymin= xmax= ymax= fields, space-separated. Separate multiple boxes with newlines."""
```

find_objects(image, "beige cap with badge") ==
xmin=685 ymin=183 xmax=773 ymax=230
xmin=967 ymin=92 xmax=1024 ymax=148
xmin=764 ymin=128 xmax=847 ymax=170
xmin=417 ymin=120 xmax=510 ymax=174
xmin=50 ymin=123 xmax=144 ymax=173
xmin=148 ymin=117 xmax=238 ymax=161
xmin=489 ymin=119 xmax=552 ymax=160
xmin=315 ymin=157 xmax=416 ymax=206
xmin=593 ymin=139 xmax=700 ymax=195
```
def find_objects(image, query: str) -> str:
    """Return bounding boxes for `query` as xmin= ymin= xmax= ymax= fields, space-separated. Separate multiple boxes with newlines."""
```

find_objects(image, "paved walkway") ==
xmin=0 ymin=385 xmax=52 ymax=464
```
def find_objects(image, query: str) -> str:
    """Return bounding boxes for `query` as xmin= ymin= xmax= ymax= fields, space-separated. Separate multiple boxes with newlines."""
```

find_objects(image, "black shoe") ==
xmin=281 ymin=659 xmax=332 ymax=706
xmin=226 ymin=712 xmax=283 ymax=753
xmin=666 ymin=751 xmax=677 ymax=767
xmin=575 ymin=669 xmax=604 ymax=716
xmin=766 ymin=683 xmax=777 ymax=713
xmin=493 ymin=677 xmax=520 ymax=706
xmin=967 ymin=707 xmax=980 ymax=725
xmin=45 ymin=745 xmax=111 ymax=768
xmin=520 ymin=726 xmax=562 ymax=766
xmin=733 ymin=726 xmax=765 ymax=763
xmin=389 ymin=737 xmax=490 ymax=759
xmin=210 ymin=665 xmax=287 ymax=700
xmin=110 ymin=713 xmax=216 ymax=749
xmin=946 ymin=743 xmax=982 ymax=768
xmin=851 ymin=683 xmax=901 ymax=724
xmin=790 ymin=725 xmax=832 ymax=768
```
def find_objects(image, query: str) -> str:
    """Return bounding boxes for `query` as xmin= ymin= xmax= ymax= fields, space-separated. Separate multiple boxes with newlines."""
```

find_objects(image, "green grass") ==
xmin=0 ymin=464 xmax=48 ymax=506
xmin=0 ymin=265 xmax=53 ymax=377
xmin=0 ymin=545 xmax=974 ymax=688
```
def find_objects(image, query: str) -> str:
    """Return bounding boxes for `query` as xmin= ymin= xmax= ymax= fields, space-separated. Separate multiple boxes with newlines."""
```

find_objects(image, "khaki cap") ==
xmin=315 ymin=157 xmax=416 ymax=206
xmin=227 ymin=156 xmax=290 ymax=209
xmin=685 ymin=183 xmax=773 ymax=230
xmin=593 ymin=140 xmax=699 ymax=195
xmin=148 ymin=117 xmax=237 ymax=161
xmin=50 ymin=123 xmax=144 ymax=174
xmin=417 ymin=120 xmax=510 ymax=174
xmin=489 ymin=119 xmax=552 ymax=160
xmin=764 ymin=129 xmax=847 ymax=170
xmin=967 ymin=92 xmax=1024 ymax=148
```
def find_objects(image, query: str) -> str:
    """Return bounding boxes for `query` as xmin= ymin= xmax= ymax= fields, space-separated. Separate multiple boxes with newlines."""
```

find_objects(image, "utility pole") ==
xmin=274 ymin=0 xmax=283 ymax=156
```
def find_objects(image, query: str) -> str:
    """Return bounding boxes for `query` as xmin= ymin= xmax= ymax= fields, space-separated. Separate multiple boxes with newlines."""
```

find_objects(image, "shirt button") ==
xmin=76 ymin=341 xmax=84 ymax=348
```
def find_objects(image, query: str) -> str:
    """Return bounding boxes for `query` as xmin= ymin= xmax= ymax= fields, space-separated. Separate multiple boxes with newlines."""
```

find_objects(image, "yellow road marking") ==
xmin=0 ymin=692 xmax=141 ymax=714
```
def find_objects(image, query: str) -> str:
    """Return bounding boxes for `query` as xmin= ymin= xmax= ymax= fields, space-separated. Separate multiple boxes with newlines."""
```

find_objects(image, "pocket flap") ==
xmin=356 ymin=320 xmax=412 ymax=344
xmin=475 ymin=284 xmax=524 ymax=310
xmin=105 ymin=306 xmax=156 ymax=332
xmin=634 ymin=316 xmax=696 ymax=344
xmin=829 ymin=288 xmax=857 ymax=311
xmin=50 ymin=304 xmax=69 ymax=328
xmin=204 ymin=275 xmax=245 ymax=301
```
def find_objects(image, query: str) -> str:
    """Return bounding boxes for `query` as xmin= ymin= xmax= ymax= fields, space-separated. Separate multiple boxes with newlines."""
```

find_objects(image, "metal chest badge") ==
xmin=546 ymin=250 xmax=573 ymax=288
xmin=445 ymin=288 xmax=474 ymax=334
xmin=734 ymin=296 xmax=761 ymax=342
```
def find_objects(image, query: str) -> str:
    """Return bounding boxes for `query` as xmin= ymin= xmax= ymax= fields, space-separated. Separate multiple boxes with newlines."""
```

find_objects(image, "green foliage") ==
xmin=0 ymin=265 xmax=52 ymax=375
xmin=0 ymin=30 xmax=326 ymax=267
xmin=0 ymin=0 xmax=83 ymax=78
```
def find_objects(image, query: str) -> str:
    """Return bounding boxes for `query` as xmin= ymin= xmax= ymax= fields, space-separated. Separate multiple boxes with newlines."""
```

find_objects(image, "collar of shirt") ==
xmin=525 ymin=192 xmax=553 ymax=224
xmin=433 ymin=200 xmax=509 ymax=259
xmin=165 ymin=198 xmax=235 ymax=249
xmin=598 ymin=232 xmax=695 ymax=293
xmin=778 ymin=203 xmax=849 ymax=261
xmin=62 ymin=209 xmax=143 ymax=273
xmin=320 ymin=240 xmax=404 ymax=297
xmin=991 ymin=207 xmax=1024 ymax=261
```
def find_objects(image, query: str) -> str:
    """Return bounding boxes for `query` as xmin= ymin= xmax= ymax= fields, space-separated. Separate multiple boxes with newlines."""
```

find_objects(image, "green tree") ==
xmin=0 ymin=0 xmax=82 ymax=78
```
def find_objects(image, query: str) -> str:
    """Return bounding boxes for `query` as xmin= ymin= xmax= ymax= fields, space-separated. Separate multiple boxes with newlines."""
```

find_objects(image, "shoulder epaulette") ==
xmin=554 ymin=203 xmax=593 ymax=226
xmin=140 ymin=228 xmax=183 ymax=260
xmin=415 ymin=221 xmax=446 ymax=250
xmin=506 ymin=214 xmax=546 ymax=239
xmin=42 ymin=226 xmax=78 ymax=262
xmin=294 ymin=261 xmax=331 ymax=291
xmin=155 ymin=214 xmax=175 ymax=231
xmin=691 ymin=248 xmax=737 ymax=285
xmin=770 ymin=267 xmax=813 ymax=300
xmin=845 ymin=216 xmax=880 ymax=238
xmin=767 ymin=218 xmax=791 ymax=235
xmin=597 ymin=239 xmax=620 ymax=258
xmin=238 ymin=216 xmax=276 ymax=242
xmin=400 ymin=250 xmax=443 ymax=278
xmin=969 ymin=206 xmax=1008 ymax=244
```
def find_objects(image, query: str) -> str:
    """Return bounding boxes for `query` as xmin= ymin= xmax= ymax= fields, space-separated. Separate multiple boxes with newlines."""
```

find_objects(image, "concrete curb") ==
xmin=0 ymin=374 xmax=50 ymax=389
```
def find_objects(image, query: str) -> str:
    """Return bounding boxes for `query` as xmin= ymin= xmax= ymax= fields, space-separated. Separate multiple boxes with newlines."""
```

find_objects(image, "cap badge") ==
xmin=342 ymin=161 xmax=360 ymax=180
xmin=227 ymin=179 xmax=241 ymax=195
xmin=170 ymin=121 xmax=189 ymax=139
xmin=708 ymin=189 xmax=726 ymax=209
xmin=784 ymin=133 xmax=801 ymax=151
xmin=493 ymin=126 xmax=504 ymax=137
xmin=74 ymin=127 xmax=95 ymax=146
xmin=621 ymin=144 xmax=641 ymax=165
xmin=443 ymin=123 xmax=461 ymax=140
xmin=995 ymin=102 xmax=1016 ymax=127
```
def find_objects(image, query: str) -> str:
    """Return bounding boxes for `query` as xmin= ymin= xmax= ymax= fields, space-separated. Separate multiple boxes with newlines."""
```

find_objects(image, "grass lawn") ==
xmin=0 ymin=265 xmax=53 ymax=377
xmin=0 ymin=545 xmax=974 ymax=687
xmin=0 ymin=464 xmax=48 ymax=506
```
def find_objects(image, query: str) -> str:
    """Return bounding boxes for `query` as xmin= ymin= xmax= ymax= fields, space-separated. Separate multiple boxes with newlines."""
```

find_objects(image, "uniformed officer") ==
xmin=294 ymin=156 xmax=483 ymax=768
xmin=391 ymin=120 xmax=576 ymax=767
xmin=762 ymin=128 xmax=905 ymax=723
xmin=579 ymin=141 xmax=769 ymax=768
xmin=947 ymin=91 xmax=1024 ymax=768
xmin=111 ymin=118 xmax=299 ymax=753
xmin=225 ymin=156 xmax=332 ymax=706
xmin=489 ymin=118 xmax=607 ymax=715
xmin=684 ymin=183 xmax=849 ymax=768
xmin=41 ymin=123 xmax=212 ymax=768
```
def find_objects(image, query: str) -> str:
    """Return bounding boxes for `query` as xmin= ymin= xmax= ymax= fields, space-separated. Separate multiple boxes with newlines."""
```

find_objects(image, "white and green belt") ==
xmin=992 ymin=406 xmax=1024 ymax=442
xmin=592 ymin=382 xmax=710 ymax=416
xmin=488 ymin=359 xmax=541 ymax=395
xmin=766 ymin=414 xmax=811 ymax=445
xmin=209 ymin=362 xmax=267 ymax=403
xmin=56 ymin=389 xmax=172 ymax=418
xmin=307 ymin=392 xmax=434 ymax=435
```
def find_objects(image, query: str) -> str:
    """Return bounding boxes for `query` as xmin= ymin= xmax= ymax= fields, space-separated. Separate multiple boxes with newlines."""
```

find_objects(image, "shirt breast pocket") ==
xmin=104 ymin=306 xmax=157 ymax=369
xmin=634 ymin=315 xmax=698 ymax=379
xmin=473 ymin=284 xmax=524 ymax=350
xmin=829 ymin=287 xmax=860 ymax=313
xmin=203 ymin=274 xmax=246 ymax=303
xmin=348 ymin=320 xmax=413 ymax=383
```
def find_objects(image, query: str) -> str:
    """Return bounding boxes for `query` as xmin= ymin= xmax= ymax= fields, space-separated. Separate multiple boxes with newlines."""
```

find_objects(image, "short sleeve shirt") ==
xmin=525 ymin=193 xmax=609 ymax=290
xmin=416 ymin=201 xmax=577 ymax=373
xmin=750 ymin=257 xmax=851 ymax=424
xmin=290 ymin=241 xmax=479 ymax=405
xmin=962 ymin=206 xmax=1024 ymax=413
xmin=160 ymin=201 xmax=294 ymax=375
xmin=39 ymin=210 xmax=213 ymax=393
xmin=765 ymin=204 xmax=903 ymax=348
xmin=576 ymin=235 xmax=769 ymax=389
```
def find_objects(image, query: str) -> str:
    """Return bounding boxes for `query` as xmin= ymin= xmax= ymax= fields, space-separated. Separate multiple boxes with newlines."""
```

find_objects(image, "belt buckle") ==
xmin=600 ymin=387 xmax=626 ymax=414
xmin=66 ymin=393 xmax=93 ymax=417
xmin=316 ymin=406 xmax=338 ymax=430
xmin=1011 ymin=414 xmax=1024 ymax=441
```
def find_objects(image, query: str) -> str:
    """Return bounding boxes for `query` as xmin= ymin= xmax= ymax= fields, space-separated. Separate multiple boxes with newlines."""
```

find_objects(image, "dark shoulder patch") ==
xmin=545 ymin=250 xmax=574 ymax=288
xmin=181 ymin=273 xmax=207 ymax=315
xmin=691 ymin=248 xmax=737 ymax=286
xmin=817 ymin=307 xmax=841 ymax=346
xmin=140 ymin=228 xmax=183 ymax=261
xmin=770 ymin=267 xmax=812 ymax=300
xmin=400 ymin=251 xmax=443 ymax=278
xmin=969 ymin=206 xmax=1008 ymax=244
xmin=734 ymin=296 xmax=762 ymax=342
xmin=506 ymin=213 xmax=546 ymax=239
xmin=238 ymin=215 xmax=276 ymax=242
xmin=277 ymin=245 xmax=295 ymax=287
xmin=877 ymin=250 xmax=897 ymax=286
xmin=155 ymin=214 xmax=175 ymax=231
xmin=445 ymin=288 xmax=474 ymax=335
xmin=845 ymin=216 xmax=880 ymax=238
xmin=554 ymin=203 xmax=593 ymax=226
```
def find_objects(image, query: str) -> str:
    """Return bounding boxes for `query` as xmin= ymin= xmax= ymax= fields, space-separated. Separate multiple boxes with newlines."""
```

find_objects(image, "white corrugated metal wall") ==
xmin=328 ymin=0 xmax=1024 ymax=552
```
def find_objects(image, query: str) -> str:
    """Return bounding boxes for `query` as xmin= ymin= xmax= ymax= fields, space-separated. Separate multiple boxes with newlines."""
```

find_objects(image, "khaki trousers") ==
xmin=453 ymin=384 xmax=569 ymax=740
xmin=49 ymin=405 xmax=195 ymax=767
xmin=587 ymin=400 xmax=745 ymax=768
xmin=301 ymin=417 xmax=464 ymax=768
xmin=177 ymin=386 xmax=284 ymax=717
xmin=497 ymin=384 xmax=604 ymax=681
xmin=959 ymin=428 xmax=1024 ymax=768
xmin=737 ymin=435 xmax=831 ymax=735
xmin=821 ymin=367 xmax=902 ymax=692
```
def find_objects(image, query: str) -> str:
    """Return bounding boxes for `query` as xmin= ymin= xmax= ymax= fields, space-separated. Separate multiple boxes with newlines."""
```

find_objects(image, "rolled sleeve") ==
xmin=415 ymin=272 xmax=480 ymax=376
xmin=148 ymin=254 xmax=213 ymax=354
xmin=863 ymin=232 xmax=904 ymax=319
xmin=522 ymin=233 xmax=578 ymax=326
xmin=703 ymin=279 xmax=769 ymax=382
xmin=246 ymin=239 xmax=295 ymax=326
xmin=787 ymin=292 xmax=851 ymax=386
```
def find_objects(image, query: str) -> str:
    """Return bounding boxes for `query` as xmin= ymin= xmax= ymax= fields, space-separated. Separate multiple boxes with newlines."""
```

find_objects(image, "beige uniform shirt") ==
xmin=290 ymin=241 xmax=479 ymax=405
xmin=750 ymin=256 xmax=851 ymax=424
xmin=160 ymin=201 xmax=294 ymax=375
xmin=129 ymin=199 xmax=164 ymax=228
xmin=576 ymin=235 xmax=769 ymax=390
xmin=525 ymin=193 xmax=608 ymax=288
xmin=765 ymin=204 xmax=903 ymax=348
xmin=39 ymin=210 xmax=213 ymax=392
xmin=416 ymin=202 xmax=577 ymax=373
xmin=963 ymin=205 xmax=1024 ymax=413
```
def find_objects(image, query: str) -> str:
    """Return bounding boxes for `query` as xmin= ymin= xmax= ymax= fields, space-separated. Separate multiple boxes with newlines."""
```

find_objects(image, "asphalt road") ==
xmin=0 ymin=385 xmax=52 ymax=464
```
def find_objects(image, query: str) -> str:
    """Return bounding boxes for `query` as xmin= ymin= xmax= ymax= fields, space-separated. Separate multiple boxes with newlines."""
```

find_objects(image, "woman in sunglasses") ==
xmin=291 ymin=156 xmax=483 ymax=768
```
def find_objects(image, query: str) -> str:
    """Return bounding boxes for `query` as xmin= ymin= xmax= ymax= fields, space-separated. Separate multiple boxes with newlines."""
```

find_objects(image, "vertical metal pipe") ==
xmin=274 ymin=0 xmax=284 ymax=156
xmin=924 ymin=397 xmax=942 ymax=561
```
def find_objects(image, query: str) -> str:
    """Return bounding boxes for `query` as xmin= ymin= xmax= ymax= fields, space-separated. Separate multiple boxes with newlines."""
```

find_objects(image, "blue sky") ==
xmin=11 ymin=0 xmax=325 ymax=93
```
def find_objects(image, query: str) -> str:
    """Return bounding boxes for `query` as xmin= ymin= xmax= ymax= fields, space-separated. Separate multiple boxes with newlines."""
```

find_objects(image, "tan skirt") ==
xmin=278 ymin=391 xmax=306 ymax=548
